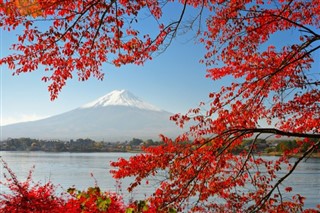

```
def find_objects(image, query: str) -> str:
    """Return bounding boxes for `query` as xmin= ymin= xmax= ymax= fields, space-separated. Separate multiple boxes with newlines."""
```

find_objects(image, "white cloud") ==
xmin=0 ymin=114 xmax=48 ymax=126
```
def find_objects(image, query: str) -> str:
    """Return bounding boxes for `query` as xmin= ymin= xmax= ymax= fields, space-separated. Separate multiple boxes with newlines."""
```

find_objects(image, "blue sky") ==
xmin=0 ymin=5 xmax=216 ymax=125
xmin=0 ymin=3 xmax=318 ymax=127
xmin=0 ymin=37 xmax=215 ymax=125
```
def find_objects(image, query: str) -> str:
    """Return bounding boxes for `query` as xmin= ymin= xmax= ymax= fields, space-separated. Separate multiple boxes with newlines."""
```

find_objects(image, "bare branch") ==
xmin=227 ymin=128 xmax=320 ymax=139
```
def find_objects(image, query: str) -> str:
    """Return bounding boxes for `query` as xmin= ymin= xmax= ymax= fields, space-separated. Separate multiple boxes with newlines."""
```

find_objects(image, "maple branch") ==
xmin=54 ymin=0 xmax=99 ymax=44
xmin=160 ymin=161 xmax=208 ymax=210
xmin=216 ymin=131 xmax=248 ymax=157
xmin=219 ymin=2 xmax=290 ymax=45
xmin=145 ymin=0 xmax=201 ymax=55
xmin=284 ymin=34 xmax=320 ymax=64
xmin=250 ymin=139 xmax=320 ymax=212
xmin=222 ymin=31 xmax=319 ymax=113
xmin=90 ymin=1 xmax=114 ymax=50
xmin=252 ymin=34 xmax=319 ymax=85
xmin=154 ymin=0 xmax=188 ymax=53
xmin=268 ymin=10 xmax=319 ymax=38
xmin=232 ymin=128 xmax=320 ymax=139
xmin=188 ymin=0 xmax=205 ymax=34
xmin=225 ymin=0 xmax=315 ymax=49
xmin=171 ymin=0 xmax=187 ymax=39
xmin=233 ymin=133 xmax=261 ymax=180
xmin=299 ymin=80 xmax=320 ymax=86
xmin=114 ymin=0 xmax=121 ymax=52
xmin=276 ymin=186 xmax=284 ymax=209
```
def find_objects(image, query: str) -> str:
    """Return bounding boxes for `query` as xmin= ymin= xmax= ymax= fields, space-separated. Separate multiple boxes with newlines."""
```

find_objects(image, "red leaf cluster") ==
xmin=111 ymin=0 xmax=320 ymax=212
xmin=0 ymin=159 xmax=160 ymax=212
xmin=0 ymin=0 xmax=167 ymax=100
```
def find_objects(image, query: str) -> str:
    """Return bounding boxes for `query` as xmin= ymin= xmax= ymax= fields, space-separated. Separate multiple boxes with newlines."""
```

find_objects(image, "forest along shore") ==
xmin=0 ymin=138 xmax=319 ymax=157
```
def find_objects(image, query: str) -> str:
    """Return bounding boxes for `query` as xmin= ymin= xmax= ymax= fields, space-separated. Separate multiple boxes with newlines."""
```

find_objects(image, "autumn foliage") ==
xmin=0 ymin=159 xmax=66 ymax=212
xmin=0 ymin=159 xmax=159 ymax=212
xmin=1 ymin=0 xmax=320 ymax=212
xmin=0 ymin=0 xmax=168 ymax=100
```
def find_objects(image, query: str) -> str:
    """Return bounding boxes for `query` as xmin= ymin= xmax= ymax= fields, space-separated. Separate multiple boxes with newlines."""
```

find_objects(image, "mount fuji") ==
xmin=1 ymin=90 xmax=183 ymax=141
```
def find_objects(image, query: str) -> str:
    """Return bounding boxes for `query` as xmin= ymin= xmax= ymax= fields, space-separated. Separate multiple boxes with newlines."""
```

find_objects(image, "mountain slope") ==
xmin=1 ymin=90 xmax=182 ymax=141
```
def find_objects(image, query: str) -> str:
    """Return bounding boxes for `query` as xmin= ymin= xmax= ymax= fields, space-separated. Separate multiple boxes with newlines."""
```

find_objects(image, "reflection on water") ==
xmin=0 ymin=152 xmax=319 ymax=208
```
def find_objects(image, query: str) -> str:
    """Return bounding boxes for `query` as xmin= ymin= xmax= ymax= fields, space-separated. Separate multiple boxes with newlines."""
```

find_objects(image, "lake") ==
xmin=0 ymin=152 xmax=319 ymax=209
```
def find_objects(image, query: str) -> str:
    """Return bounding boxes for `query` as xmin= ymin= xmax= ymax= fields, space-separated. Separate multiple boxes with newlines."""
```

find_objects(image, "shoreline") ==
xmin=261 ymin=151 xmax=320 ymax=158
xmin=1 ymin=150 xmax=319 ymax=158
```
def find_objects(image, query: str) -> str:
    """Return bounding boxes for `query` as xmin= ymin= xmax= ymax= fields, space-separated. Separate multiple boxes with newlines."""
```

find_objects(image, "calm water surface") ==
xmin=0 ymin=152 xmax=319 ymax=208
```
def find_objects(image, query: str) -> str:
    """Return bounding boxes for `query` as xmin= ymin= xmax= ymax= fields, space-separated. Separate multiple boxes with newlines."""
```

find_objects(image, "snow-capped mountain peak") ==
xmin=1 ymin=89 xmax=183 ymax=141
xmin=81 ymin=90 xmax=162 ymax=111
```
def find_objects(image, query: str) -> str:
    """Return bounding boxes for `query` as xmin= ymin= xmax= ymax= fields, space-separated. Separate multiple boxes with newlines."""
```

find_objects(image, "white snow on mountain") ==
xmin=80 ymin=90 xmax=162 ymax=111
